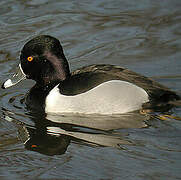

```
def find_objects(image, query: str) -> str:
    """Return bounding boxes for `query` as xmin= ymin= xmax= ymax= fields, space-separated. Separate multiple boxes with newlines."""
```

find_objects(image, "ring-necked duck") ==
xmin=2 ymin=35 xmax=180 ymax=114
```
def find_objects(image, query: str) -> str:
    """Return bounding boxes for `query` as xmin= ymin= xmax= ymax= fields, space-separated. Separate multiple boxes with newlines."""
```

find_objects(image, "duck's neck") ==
xmin=43 ymin=51 xmax=71 ymax=85
xmin=26 ymin=80 xmax=60 ymax=113
xmin=53 ymin=60 xmax=70 ymax=82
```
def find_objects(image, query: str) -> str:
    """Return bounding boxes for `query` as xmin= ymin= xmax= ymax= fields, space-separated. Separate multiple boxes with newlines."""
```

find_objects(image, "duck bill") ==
xmin=2 ymin=64 xmax=26 ymax=89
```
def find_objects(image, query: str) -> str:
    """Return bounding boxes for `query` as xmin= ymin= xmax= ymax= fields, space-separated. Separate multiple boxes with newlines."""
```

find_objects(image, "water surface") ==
xmin=0 ymin=0 xmax=181 ymax=179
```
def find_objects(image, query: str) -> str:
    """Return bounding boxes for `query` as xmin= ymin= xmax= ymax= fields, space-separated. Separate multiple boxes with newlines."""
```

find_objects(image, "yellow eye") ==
xmin=27 ymin=56 xmax=33 ymax=62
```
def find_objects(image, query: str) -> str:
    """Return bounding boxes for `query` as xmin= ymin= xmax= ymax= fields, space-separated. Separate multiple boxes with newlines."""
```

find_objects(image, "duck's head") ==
xmin=2 ymin=35 xmax=70 ymax=89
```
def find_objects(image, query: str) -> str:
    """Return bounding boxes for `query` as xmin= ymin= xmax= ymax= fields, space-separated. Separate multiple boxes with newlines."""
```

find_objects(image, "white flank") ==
xmin=45 ymin=80 xmax=149 ymax=115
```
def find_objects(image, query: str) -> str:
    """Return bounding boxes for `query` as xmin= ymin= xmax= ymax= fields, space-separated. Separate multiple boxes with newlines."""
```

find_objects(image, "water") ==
xmin=0 ymin=0 xmax=181 ymax=179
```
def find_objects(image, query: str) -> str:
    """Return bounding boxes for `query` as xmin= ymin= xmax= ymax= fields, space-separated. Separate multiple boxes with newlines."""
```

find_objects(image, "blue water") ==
xmin=0 ymin=0 xmax=181 ymax=179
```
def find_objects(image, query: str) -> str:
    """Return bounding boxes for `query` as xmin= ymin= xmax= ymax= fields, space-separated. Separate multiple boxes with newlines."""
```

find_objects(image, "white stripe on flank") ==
xmin=45 ymin=80 xmax=149 ymax=115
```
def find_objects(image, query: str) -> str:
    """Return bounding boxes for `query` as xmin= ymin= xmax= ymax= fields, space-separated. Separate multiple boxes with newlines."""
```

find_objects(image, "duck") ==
xmin=1 ymin=35 xmax=180 ymax=115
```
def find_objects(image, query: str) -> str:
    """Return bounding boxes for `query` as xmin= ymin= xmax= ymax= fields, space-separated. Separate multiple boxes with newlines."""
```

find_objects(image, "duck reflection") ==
xmin=18 ymin=124 xmax=71 ymax=156
xmin=3 ymin=109 xmax=150 ymax=156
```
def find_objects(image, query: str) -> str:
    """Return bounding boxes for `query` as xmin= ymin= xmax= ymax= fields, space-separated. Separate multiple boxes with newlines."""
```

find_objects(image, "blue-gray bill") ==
xmin=1 ymin=64 xmax=26 ymax=89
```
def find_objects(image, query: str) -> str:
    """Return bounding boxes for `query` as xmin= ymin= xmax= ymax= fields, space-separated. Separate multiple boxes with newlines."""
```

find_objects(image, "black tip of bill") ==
xmin=1 ymin=82 xmax=5 ymax=89
xmin=1 ymin=79 xmax=13 ymax=89
xmin=1 ymin=64 xmax=26 ymax=89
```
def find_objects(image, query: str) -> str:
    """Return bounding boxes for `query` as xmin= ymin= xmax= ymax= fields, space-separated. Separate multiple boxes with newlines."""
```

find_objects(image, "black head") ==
xmin=20 ymin=35 xmax=70 ymax=85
